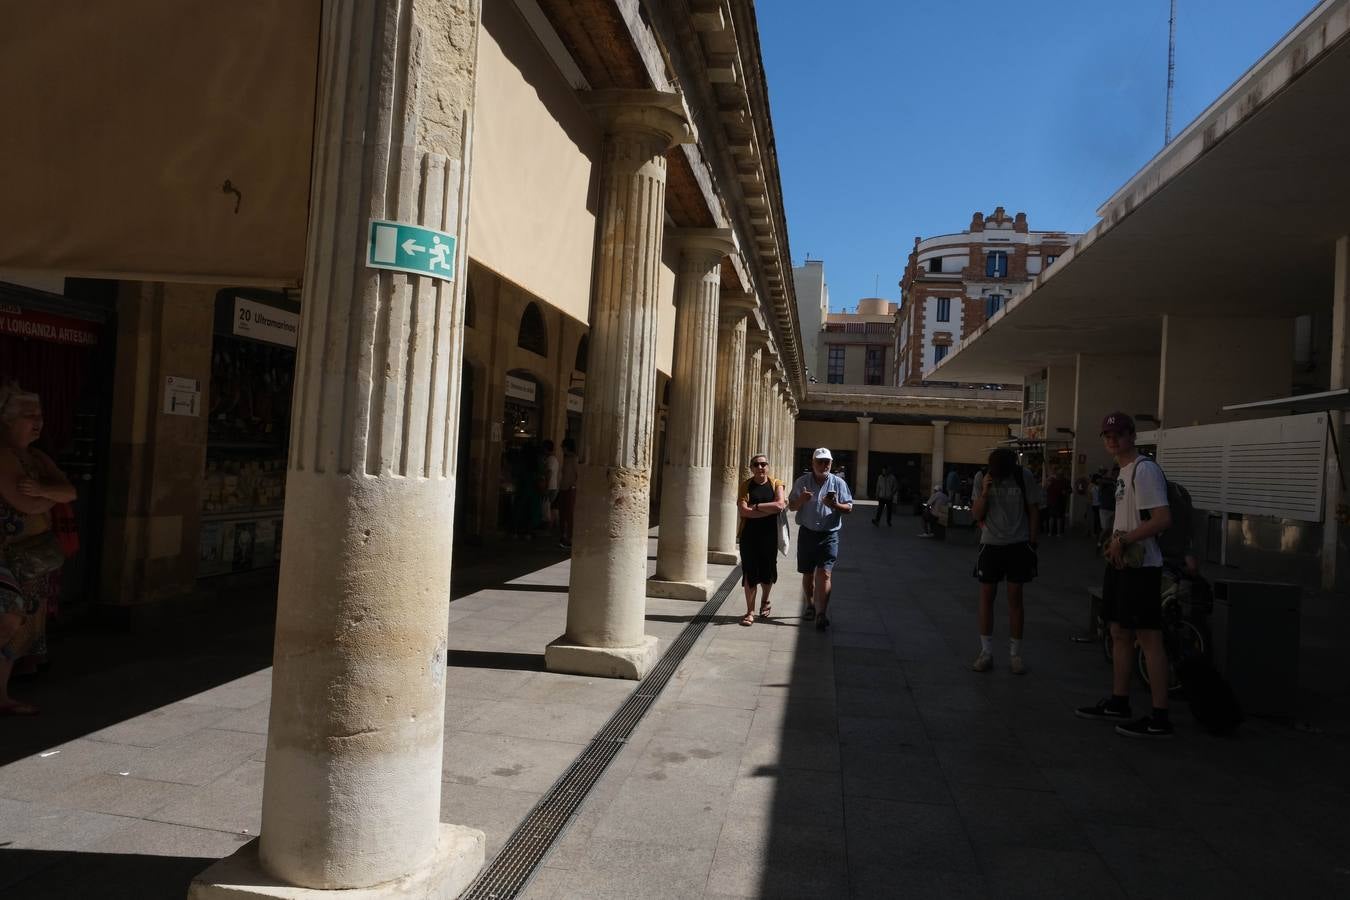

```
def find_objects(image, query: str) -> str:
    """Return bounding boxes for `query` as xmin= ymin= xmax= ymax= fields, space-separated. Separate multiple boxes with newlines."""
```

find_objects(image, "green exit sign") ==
xmin=367 ymin=219 xmax=457 ymax=281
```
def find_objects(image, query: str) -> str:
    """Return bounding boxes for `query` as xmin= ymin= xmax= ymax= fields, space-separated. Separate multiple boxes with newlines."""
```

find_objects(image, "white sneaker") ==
xmin=1010 ymin=655 xmax=1026 ymax=675
xmin=971 ymin=651 xmax=993 ymax=672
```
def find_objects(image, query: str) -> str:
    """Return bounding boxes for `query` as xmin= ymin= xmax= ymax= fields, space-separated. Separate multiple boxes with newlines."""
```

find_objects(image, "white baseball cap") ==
xmin=812 ymin=447 xmax=832 ymax=460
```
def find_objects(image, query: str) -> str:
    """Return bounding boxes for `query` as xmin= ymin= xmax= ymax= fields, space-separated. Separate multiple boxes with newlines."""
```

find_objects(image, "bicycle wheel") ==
xmin=1137 ymin=621 xmax=1206 ymax=694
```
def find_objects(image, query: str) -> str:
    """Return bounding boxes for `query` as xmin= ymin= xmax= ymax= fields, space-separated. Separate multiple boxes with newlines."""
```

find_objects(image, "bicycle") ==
xmin=1100 ymin=562 xmax=1211 ymax=694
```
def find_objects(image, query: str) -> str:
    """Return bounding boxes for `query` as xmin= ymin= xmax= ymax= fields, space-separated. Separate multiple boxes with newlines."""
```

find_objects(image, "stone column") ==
xmin=545 ymin=90 xmax=691 ymax=680
xmin=856 ymin=416 xmax=873 ymax=499
xmin=1323 ymin=235 xmax=1349 ymax=589
xmin=741 ymin=333 xmax=767 ymax=480
xmin=931 ymin=419 xmax=949 ymax=491
xmin=192 ymin=2 xmax=484 ymax=897
xmin=650 ymin=229 xmax=736 ymax=600
xmin=708 ymin=295 xmax=753 ymax=565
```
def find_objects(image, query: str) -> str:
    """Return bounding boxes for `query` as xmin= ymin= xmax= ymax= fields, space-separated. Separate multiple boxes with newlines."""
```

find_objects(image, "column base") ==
xmin=545 ymin=634 xmax=659 ymax=680
xmin=188 ymin=824 xmax=485 ymax=900
xmin=708 ymin=550 xmax=739 ymax=565
xmin=646 ymin=577 xmax=713 ymax=602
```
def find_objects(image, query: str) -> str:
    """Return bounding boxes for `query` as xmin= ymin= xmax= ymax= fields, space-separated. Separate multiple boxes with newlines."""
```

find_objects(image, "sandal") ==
xmin=739 ymin=612 xmax=755 ymax=627
xmin=759 ymin=600 xmax=772 ymax=619
xmin=802 ymin=604 xmax=816 ymax=621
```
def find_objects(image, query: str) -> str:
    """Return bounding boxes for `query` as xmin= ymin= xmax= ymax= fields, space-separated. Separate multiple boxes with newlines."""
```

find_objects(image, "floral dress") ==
xmin=1 ymin=452 xmax=51 ymax=661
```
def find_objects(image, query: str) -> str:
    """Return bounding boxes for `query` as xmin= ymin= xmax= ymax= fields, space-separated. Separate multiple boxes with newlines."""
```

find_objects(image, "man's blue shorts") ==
xmin=796 ymin=526 xmax=839 ymax=574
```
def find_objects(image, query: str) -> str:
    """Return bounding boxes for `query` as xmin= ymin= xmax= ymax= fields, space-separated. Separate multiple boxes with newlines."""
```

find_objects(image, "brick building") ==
xmin=897 ymin=207 xmax=1077 ymax=385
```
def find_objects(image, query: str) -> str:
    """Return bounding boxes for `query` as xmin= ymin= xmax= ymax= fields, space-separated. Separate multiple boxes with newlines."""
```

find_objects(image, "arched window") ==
xmin=574 ymin=335 xmax=589 ymax=374
xmin=517 ymin=302 xmax=547 ymax=356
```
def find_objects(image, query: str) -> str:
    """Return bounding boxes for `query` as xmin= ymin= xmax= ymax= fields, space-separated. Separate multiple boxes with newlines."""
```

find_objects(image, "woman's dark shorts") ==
xmin=1102 ymin=565 xmax=1163 ymax=630
xmin=796 ymin=527 xmax=839 ymax=574
xmin=974 ymin=542 xmax=1037 ymax=584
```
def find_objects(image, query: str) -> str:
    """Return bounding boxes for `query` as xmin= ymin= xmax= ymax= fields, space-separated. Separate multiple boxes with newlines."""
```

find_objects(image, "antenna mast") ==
xmin=1165 ymin=0 xmax=1177 ymax=144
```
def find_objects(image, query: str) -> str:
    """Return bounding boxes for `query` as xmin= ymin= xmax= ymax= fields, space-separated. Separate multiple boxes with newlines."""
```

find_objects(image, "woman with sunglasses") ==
xmin=737 ymin=454 xmax=785 ymax=626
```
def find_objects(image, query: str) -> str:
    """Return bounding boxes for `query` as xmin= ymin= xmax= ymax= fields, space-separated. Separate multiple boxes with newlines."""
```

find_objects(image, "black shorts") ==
xmin=974 ymin=543 xmax=1037 ymax=584
xmin=1102 ymin=565 xmax=1163 ymax=630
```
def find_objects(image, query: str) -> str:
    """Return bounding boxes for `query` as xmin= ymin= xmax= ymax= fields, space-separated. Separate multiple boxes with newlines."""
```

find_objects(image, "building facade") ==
xmin=897 ymin=207 xmax=1076 ymax=385
xmin=819 ymin=298 xmax=898 ymax=386
xmin=792 ymin=259 xmax=830 ymax=381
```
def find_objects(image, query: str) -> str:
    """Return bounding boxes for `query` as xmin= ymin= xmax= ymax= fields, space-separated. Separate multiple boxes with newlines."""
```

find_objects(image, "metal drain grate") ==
xmin=459 ymin=568 xmax=741 ymax=900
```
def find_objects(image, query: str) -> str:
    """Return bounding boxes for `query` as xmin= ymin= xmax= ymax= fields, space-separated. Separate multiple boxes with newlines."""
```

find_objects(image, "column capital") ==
xmin=931 ymin=419 xmax=950 ymax=429
xmin=580 ymin=89 xmax=693 ymax=148
xmin=670 ymin=227 xmax=737 ymax=263
xmin=856 ymin=416 xmax=874 ymax=425
xmin=720 ymin=291 xmax=757 ymax=325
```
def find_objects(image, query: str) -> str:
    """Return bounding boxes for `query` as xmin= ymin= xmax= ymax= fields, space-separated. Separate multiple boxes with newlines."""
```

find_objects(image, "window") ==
xmin=517 ymin=302 xmax=548 ymax=355
xmin=827 ymin=345 xmax=845 ymax=383
xmin=1045 ymin=255 xmax=1058 ymax=267
xmin=985 ymin=251 xmax=1008 ymax=278
xmin=935 ymin=298 xmax=950 ymax=322
xmin=985 ymin=294 xmax=1004 ymax=318
xmin=927 ymin=257 xmax=941 ymax=273
xmin=934 ymin=345 xmax=949 ymax=365
xmin=865 ymin=346 xmax=885 ymax=385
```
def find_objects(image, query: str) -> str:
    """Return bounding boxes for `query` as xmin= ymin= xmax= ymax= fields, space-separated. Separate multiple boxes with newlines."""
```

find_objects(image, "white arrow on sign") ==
xmin=402 ymin=238 xmax=426 ymax=255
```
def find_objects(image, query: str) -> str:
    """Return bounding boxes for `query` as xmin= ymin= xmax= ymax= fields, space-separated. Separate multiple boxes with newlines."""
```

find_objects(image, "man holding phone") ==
xmin=788 ymin=447 xmax=854 ymax=631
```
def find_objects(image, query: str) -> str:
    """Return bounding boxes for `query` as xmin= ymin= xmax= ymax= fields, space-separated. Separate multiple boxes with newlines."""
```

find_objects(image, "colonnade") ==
xmin=192 ymin=49 xmax=797 ymax=898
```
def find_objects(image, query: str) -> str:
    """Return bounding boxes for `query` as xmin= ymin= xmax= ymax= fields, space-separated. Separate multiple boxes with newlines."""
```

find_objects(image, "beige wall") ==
xmin=795 ymin=419 xmax=856 ymax=452
xmin=102 ymin=282 xmax=214 ymax=607
xmin=470 ymin=0 xmax=600 ymax=324
xmin=870 ymin=424 xmax=932 ymax=454
xmin=1159 ymin=315 xmax=1293 ymax=428
xmin=945 ymin=422 xmax=1006 ymax=464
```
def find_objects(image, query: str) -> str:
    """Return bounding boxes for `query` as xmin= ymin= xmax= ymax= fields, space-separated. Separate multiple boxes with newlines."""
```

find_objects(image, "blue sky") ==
xmin=758 ymin=0 xmax=1317 ymax=311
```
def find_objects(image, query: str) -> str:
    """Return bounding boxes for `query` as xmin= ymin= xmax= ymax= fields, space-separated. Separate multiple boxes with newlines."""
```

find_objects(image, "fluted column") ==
xmin=651 ymin=230 xmax=736 ymax=599
xmin=741 ymin=333 xmax=767 ymax=484
xmin=545 ymin=90 xmax=691 ymax=681
xmin=192 ymin=2 xmax=484 ymax=896
xmin=707 ymin=295 xmax=753 ymax=564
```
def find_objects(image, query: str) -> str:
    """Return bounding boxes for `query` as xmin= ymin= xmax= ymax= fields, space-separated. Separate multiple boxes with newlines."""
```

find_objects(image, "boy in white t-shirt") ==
xmin=1075 ymin=412 xmax=1175 ymax=739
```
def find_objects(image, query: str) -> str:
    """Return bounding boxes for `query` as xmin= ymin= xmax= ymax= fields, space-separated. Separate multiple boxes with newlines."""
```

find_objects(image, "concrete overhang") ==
xmin=932 ymin=0 xmax=1350 ymax=385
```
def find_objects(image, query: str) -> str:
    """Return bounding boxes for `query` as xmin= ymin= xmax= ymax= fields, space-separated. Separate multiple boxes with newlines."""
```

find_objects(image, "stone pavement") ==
xmin=3 ymin=514 xmax=1349 ymax=898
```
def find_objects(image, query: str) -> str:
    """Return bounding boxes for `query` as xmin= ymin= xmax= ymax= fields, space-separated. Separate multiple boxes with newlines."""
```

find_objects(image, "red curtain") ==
xmin=0 ymin=333 xmax=91 ymax=455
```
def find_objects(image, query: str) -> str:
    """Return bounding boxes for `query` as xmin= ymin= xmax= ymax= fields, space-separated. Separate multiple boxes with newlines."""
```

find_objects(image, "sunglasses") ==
xmin=752 ymin=461 xmax=769 ymax=468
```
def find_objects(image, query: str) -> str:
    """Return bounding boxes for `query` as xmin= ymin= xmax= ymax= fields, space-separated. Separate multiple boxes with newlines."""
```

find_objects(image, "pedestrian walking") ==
xmin=872 ymin=466 xmax=898 ymax=526
xmin=788 ymin=448 xmax=853 ymax=631
xmin=1076 ymin=412 xmax=1176 ymax=739
xmin=737 ymin=454 xmax=785 ymax=626
xmin=970 ymin=448 xmax=1043 ymax=674
xmin=944 ymin=467 xmax=960 ymax=505
xmin=541 ymin=439 xmax=560 ymax=530
xmin=557 ymin=438 xmax=578 ymax=549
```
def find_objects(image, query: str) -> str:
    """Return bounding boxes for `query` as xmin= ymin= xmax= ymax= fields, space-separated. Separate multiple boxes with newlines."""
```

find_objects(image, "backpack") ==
xmin=1132 ymin=458 xmax=1195 ymax=562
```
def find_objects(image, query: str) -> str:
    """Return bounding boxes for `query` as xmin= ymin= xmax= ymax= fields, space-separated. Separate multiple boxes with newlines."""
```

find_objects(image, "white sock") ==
xmin=979 ymin=635 xmax=993 ymax=654
xmin=1010 ymin=638 xmax=1022 ymax=658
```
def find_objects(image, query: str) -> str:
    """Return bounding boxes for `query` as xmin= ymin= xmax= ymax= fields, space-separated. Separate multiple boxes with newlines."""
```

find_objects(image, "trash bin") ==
xmin=1210 ymin=579 xmax=1301 ymax=717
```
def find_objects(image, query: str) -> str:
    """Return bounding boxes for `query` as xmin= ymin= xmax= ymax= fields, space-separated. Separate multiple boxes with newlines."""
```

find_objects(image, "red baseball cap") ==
xmin=1100 ymin=412 xmax=1135 ymax=435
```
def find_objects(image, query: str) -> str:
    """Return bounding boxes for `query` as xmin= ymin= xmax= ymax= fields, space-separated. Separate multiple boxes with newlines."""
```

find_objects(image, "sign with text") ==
xmin=505 ymin=374 xmax=537 ymax=403
xmin=233 ymin=297 xmax=299 ymax=347
xmin=164 ymin=376 xmax=201 ymax=417
xmin=367 ymin=219 xmax=457 ymax=281
xmin=0 ymin=303 xmax=100 ymax=346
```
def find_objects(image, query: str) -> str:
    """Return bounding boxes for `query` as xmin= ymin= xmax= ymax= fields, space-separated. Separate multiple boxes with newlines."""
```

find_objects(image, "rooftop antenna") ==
xmin=874 ymin=274 xmax=879 ymax=296
xmin=1165 ymin=0 xmax=1177 ymax=144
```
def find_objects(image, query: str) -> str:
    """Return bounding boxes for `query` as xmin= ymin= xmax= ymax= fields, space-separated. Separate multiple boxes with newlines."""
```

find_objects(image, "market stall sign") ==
xmin=233 ymin=297 xmax=299 ymax=348
xmin=505 ymin=374 xmax=537 ymax=403
xmin=367 ymin=219 xmax=457 ymax=281
xmin=0 ymin=303 xmax=99 ymax=346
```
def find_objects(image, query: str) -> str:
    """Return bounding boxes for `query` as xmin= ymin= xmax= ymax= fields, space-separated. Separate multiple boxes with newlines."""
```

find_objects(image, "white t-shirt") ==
xmin=545 ymin=454 xmax=560 ymax=491
xmin=1114 ymin=457 xmax=1169 ymax=568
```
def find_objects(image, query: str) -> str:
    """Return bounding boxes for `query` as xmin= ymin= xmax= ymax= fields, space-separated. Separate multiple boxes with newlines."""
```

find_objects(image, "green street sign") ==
xmin=367 ymin=219 xmax=457 ymax=281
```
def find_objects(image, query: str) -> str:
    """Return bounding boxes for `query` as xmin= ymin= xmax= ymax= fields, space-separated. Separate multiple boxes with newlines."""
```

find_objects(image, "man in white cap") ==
xmin=787 ymin=448 xmax=854 ymax=630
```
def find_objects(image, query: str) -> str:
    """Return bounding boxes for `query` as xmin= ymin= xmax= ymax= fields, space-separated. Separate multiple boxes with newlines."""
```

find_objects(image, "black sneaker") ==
xmin=1116 ymin=716 xmax=1174 ymax=739
xmin=802 ymin=605 xmax=816 ymax=621
xmin=815 ymin=614 xmax=830 ymax=631
xmin=1074 ymin=698 xmax=1132 ymax=721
